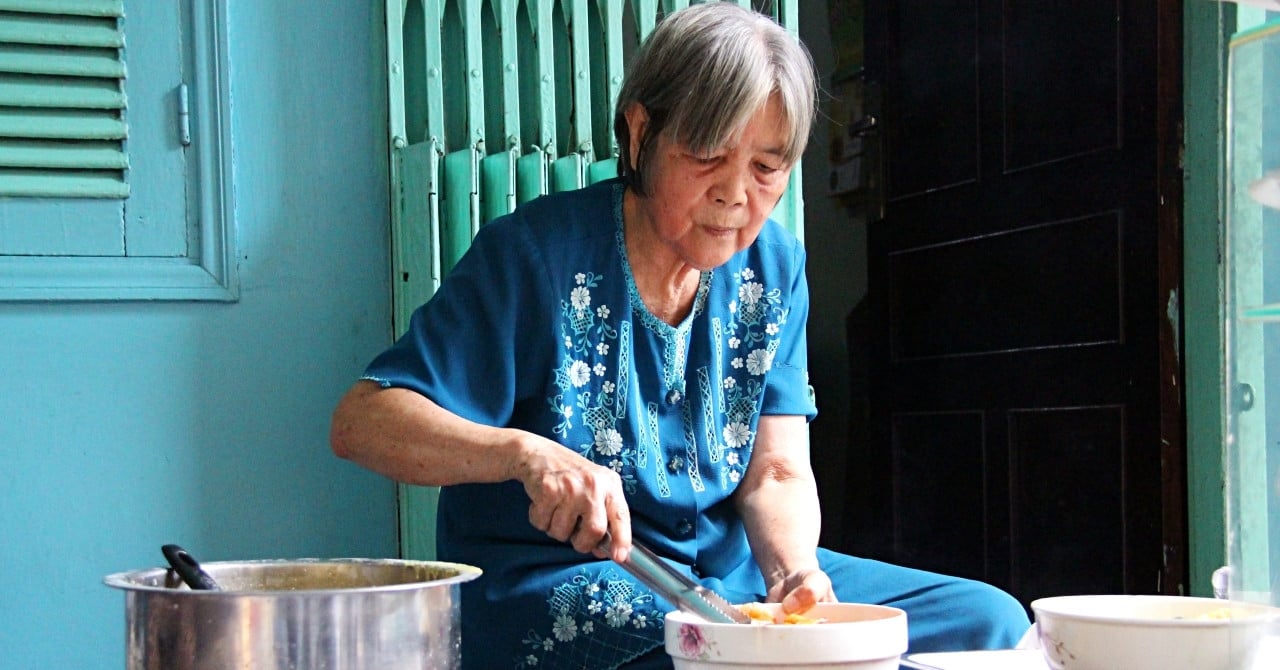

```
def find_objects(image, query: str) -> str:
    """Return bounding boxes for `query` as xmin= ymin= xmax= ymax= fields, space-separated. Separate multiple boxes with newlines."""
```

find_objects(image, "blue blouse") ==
xmin=363 ymin=178 xmax=817 ymax=669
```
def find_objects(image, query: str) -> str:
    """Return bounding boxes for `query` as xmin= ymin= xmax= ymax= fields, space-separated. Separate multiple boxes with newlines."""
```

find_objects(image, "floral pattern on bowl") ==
xmin=677 ymin=623 xmax=718 ymax=660
xmin=664 ymin=603 xmax=908 ymax=669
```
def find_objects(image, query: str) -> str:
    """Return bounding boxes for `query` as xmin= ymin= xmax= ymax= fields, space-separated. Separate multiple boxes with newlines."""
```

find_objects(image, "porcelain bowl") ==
xmin=1030 ymin=595 xmax=1280 ymax=670
xmin=664 ymin=602 xmax=908 ymax=669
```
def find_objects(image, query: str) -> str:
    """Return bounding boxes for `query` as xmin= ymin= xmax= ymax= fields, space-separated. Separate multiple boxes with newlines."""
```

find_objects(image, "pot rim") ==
xmin=103 ymin=557 xmax=483 ymax=596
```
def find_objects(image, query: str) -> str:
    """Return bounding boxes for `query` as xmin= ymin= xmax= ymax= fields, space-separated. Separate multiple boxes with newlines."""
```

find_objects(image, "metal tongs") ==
xmin=602 ymin=534 xmax=751 ymax=624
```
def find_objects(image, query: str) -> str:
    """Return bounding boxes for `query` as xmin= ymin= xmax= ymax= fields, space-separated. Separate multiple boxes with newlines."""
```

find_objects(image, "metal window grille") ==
xmin=386 ymin=0 xmax=801 ymax=559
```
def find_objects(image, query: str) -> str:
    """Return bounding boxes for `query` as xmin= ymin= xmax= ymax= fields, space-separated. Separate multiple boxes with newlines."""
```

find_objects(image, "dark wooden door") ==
xmin=849 ymin=0 xmax=1186 ymax=607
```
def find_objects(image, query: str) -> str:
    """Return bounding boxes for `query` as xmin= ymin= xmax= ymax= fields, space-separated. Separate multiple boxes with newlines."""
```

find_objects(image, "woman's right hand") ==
xmin=515 ymin=434 xmax=632 ymax=563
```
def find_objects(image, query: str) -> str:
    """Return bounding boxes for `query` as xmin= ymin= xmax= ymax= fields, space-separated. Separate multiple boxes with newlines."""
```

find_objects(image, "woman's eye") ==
xmin=756 ymin=162 xmax=785 ymax=175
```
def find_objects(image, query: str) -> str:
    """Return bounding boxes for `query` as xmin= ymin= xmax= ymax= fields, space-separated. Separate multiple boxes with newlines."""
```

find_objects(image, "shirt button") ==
xmin=667 ymin=455 xmax=685 ymax=473
xmin=665 ymin=389 xmax=682 ymax=405
xmin=676 ymin=519 xmax=693 ymax=536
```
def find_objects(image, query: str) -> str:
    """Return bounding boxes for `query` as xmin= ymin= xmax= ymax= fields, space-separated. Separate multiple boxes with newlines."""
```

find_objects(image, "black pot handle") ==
xmin=162 ymin=544 xmax=221 ymax=591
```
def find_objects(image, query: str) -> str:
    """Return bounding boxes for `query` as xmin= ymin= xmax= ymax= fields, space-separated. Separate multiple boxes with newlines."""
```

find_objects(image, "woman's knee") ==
xmin=946 ymin=580 xmax=1031 ymax=648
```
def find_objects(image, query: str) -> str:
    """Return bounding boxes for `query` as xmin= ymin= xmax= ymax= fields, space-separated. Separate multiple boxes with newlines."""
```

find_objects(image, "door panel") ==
xmin=1009 ymin=406 xmax=1127 ymax=601
xmin=890 ymin=411 xmax=987 ymax=580
xmin=888 ymin=213 xmax=1123 ymax=359
xmin=884 ymin=0 xmax=978 ymax=199
xmin=853 ymin=0 xmax=1184 ymax=605
xmin=1002 ymin=2 xmax=1121 ymax=171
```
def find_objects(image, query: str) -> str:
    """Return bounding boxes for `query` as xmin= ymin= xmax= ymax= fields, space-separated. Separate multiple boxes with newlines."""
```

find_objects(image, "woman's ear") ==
xmin=624 ymin=103 xmax=650 ymax=170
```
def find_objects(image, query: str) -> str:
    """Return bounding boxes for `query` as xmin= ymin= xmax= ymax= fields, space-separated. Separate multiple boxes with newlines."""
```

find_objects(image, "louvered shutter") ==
xmin=0 ymin=0 xmax=128 ymax=198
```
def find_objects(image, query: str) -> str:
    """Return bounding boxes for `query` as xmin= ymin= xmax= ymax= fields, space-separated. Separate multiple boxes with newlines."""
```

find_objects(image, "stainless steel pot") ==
xmin=104 ymin=558 xmax=482 ymax=670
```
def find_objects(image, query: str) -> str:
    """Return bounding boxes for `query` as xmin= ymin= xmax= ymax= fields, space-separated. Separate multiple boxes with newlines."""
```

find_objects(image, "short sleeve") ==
xmin=360 ymin=214 xmax=552 ymax=426
xmin=759 ymin=240 xmax=818 ymax=421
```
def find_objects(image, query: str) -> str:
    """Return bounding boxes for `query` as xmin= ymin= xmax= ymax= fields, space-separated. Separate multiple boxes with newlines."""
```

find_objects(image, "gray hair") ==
xmin=613 ymin=2 xmax=817 ymax=196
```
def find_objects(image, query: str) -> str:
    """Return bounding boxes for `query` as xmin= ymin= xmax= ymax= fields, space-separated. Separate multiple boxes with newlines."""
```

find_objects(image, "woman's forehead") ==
xmin=671 ymin=97 xmax=790 ymax=155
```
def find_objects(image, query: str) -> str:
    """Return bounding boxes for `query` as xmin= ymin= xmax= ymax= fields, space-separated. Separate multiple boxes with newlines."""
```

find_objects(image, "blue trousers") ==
xmin=621 ymin=548 xmax=1031 ymax=669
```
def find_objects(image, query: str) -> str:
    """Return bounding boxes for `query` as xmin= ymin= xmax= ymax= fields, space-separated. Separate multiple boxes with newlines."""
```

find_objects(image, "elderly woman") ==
xmin=331 ymin=3 xmax=1029 ymax=668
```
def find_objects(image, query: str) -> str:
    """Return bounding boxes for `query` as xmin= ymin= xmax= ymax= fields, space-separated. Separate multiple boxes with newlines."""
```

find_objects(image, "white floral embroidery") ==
xmin=552 ymin=615 xmax=577 ymax=642
xmin=715 ymin=263 xmax=790 ymax=489
xmin=605 ymin=602 xmax=633 ymax=628
xmin=569 ymin=360 xmax=592 ymax=387
xmin=519 ymin=568 xmax=664 ymax=669
xmin=552 ymin=270 xmax=639 ymax=495
xmin=571 ymin=286 xmax=591 ymax=311
xmin=723 ymin=422 xmax=752 ymax=448
xmin=745 ymin=349 xmax=773 ymax=375
xmin=594 ymin=428 xmax=623 ymax=457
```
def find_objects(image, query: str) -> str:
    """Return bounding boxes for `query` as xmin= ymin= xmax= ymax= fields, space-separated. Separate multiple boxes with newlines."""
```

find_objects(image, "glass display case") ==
xmin=1223 ymin=19 xmax=1280 ymax=608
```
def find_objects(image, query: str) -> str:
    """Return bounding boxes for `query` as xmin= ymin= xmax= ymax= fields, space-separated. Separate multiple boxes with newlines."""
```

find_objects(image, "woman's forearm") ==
xmin=734 ymin=416 xmax=823 ymax=586
xmin=737 ymin=463 xmax=823 ymax=583
xmin=330 ymin=380 xmax=635 ymax=560
xmin=329 ymin=380 xmax=527 ymax=487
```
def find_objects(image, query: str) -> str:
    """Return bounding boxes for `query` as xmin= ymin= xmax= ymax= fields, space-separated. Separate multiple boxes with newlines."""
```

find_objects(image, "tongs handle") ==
xmin=161 ymin=544 xmax=220 ymax=591
xmin=604 ymin=534 xmax=750 ymax=624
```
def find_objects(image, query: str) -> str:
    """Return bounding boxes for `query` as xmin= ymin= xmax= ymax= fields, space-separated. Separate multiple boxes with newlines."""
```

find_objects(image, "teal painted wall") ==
xmin=0 ymin=2 xmax=397 ymax=667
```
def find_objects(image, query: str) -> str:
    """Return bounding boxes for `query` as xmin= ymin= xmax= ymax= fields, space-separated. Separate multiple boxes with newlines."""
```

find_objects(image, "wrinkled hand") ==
xmin=518 ymin=436 xmax=631 ymax=562
xmin=765 ymin=567 xmax=837 ymax=616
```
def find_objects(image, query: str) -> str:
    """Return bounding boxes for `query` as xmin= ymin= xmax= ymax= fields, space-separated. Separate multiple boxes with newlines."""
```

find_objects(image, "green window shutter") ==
xmin=0 ymin=0 xmax=128 ymax=198
xmin=0 ymin=0 xmax=237 ymax=302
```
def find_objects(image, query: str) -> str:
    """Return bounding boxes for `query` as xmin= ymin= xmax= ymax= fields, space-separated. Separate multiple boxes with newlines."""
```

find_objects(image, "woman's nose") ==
xmin=711 ymin=166 xmax=749 ymax=206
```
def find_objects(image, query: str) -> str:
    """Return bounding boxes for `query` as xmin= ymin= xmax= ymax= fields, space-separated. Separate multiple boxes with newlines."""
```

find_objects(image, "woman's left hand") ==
xmin=765 ymin=567 xmax=837 ymax=615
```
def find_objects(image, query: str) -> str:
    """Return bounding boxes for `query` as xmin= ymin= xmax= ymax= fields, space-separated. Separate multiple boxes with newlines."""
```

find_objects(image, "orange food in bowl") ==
xmin=737 ymin=602 xmax=825 ymax=625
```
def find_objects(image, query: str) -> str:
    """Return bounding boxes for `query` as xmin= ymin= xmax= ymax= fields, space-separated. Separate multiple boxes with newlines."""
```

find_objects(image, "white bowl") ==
xmin=664 ymin=602 xmax=908 ymax=669
xmin=1030 ymin=595 xmax=1280 ymax=670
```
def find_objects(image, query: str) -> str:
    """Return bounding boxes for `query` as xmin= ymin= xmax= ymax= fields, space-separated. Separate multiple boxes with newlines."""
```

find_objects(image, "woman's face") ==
xmin=627 ymin=96 xmax=794 ymax=271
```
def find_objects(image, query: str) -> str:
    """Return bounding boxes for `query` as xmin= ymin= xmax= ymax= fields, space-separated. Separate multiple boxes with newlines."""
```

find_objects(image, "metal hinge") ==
xmin=177 ymin=83 xmax=192 ymax=146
